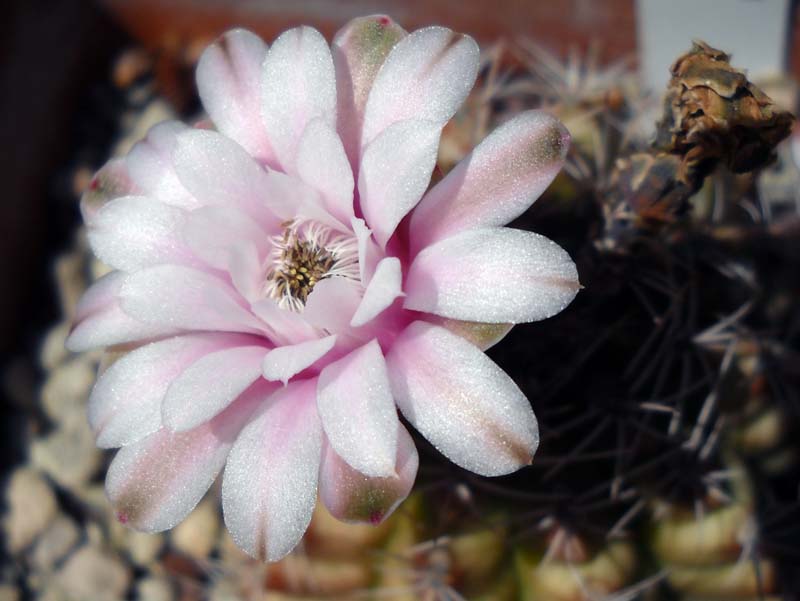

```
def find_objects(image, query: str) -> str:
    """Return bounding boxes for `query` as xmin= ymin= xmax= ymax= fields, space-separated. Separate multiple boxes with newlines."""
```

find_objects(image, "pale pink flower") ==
xmin=68 ymin=16 xmax=579 ymax=561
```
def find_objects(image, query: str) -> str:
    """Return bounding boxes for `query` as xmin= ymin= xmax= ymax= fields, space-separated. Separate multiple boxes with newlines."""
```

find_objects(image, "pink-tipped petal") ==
xmin=303 ymin=277 xmax=363 ymax=334
xmin=410 ymin=111 xmax=570 ymax=251
xmin=80 ymin=158 xmax=139 ymax=221
xmin=163 ymin=345 xmax=271 ymax=432
xmin=358 ymin=119 xmax=441 ymax=247
xmin=171 ymin=129 xmax=282 ymax=230
xmin=106 ymin=388 xmax=262 ymax=532
xmin=126 ymin=121 xmax=198 ymax=209
xmin=183 ymin=205 xmax=269 ymax=271
xmin=332 ymin=15 xmax=407 ymax=164
xmin=196 ymin=28 xmax=277 ymax=165
xmin=386 ymin=321 xmax=539 ymax=477
xmin=66 ymin=272 xmax=180 ymax=352
xmin=119 ymin=265 xmax=264 ymax=334
xmin=405 ymin=228 xmax=580 ymax=324
xmin=87 ymin=196 xmax=190 ymax=272
xmin=262 ymin=335 xmax=337 ymax=385
xmin=317 ymin=340 xmax=398 ymax=477
xmin=222 ymin=379 xmax=322 ymax=561
xmin=295 ymin=119 xmax=354 ymax=223
xmin=89 ymin=333 xmax=245 ymax=448
xmin=319 ymin=422 xmax=417 ymax=524
xmin=361 ymin=27 xmax=479 ymax=146
xmin=261 ymin=26 xmax=336 ymax=170
xmin=350 ymin=257 xmax=403 ymax=327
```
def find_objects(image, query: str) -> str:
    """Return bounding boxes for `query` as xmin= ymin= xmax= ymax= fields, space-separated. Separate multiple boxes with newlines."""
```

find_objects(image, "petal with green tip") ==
xmin=319 ymin=422 xmax=417 ymax=524
xmin=332 ymin=15 xmax=407 ymax=163
xmin=433 ymin=318 xmax=513 ymax=351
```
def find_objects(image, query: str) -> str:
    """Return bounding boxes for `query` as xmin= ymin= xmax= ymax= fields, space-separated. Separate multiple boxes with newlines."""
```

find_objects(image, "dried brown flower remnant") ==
xmin=657 ymin=40 xmax=794 ymax=179
xmin=607 ymin=41 xmax=795 ymax=232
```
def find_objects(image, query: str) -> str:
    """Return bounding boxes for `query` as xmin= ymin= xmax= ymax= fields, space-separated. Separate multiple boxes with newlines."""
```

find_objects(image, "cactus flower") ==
xmin=68 ymin=16 xmax=579 ymax=561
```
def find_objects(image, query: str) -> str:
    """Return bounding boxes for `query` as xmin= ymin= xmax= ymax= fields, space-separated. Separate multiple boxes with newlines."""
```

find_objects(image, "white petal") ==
xmin=405 ymin=228 xmax=580 ymax=324
xmin=262 ymin=336 xmax=337 ymax=385
xmin=386 ymin=321 xmax=539 ymax=477
xmin=351 ymin=217 xmax=378 ymax=284
xmin=126 ymin=121 xmax=198 ymax=209
xmin=66 ymin=271 xmax=181 ymax=352
xmin=196 ymin=29 xmax=277 ymax=164
xmin=350 ymin=257 xmax=403 ymax=327
xmin=87 ymin=196 xmax=190 ymax=272
xmin=361 ymin=27 xmax=478 ymax=146
xmin=222 ymin=379 xmax=322 ymax=560
xmin=319 ymin=422 xmax=417 ymax=524
xmin=106 ymin=389 xmax=262 ymax=532
xmin=172 ymin=129 xmax=282 ymax=230
xmin=183 ymin=205 xmax=268 ymax=270
xmin=410 ymin=110 xmax=570 ymax=251
xmin=89 ymin=333 xmax=243 ymax=448
xmin=302 ymin=277 xmax=363 ymax=334
xmin=261 ymin=26 xmax=336 ymax=170
xmin=227 ymin=242 xmax=263 ymax=302
xmin=163 ymin=345 xmax=270 ymax=432
xmin=317 ymin=340 xmax=398 ymax=477
xmin=358 ymin=119 xmax=441 ymax=247
xmin=119 ymin=265 xmax=264 ymax=333
xmin=256 ymin=169 xmax=339 ymax=228
xmin=250 ymin=298 xmax=319 ymax=346
xmin=295 ymin=118 xmax=354 ymax=223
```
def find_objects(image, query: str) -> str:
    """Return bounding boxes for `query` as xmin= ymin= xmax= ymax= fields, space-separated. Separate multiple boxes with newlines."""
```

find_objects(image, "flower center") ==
xmin=263 ymin=221 xmax=359 ymax=311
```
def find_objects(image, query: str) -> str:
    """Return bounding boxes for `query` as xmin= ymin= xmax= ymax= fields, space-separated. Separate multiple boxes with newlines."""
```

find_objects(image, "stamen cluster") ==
xmin=264 ymin=222 xmax=359 ymax=311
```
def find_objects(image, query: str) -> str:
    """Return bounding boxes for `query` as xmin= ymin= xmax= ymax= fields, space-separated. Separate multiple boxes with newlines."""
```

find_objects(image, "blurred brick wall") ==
xmin=103 ymin=0 xmax=800 ymax=83
xmin=101 ymin=0 xmax=638 ymax=65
